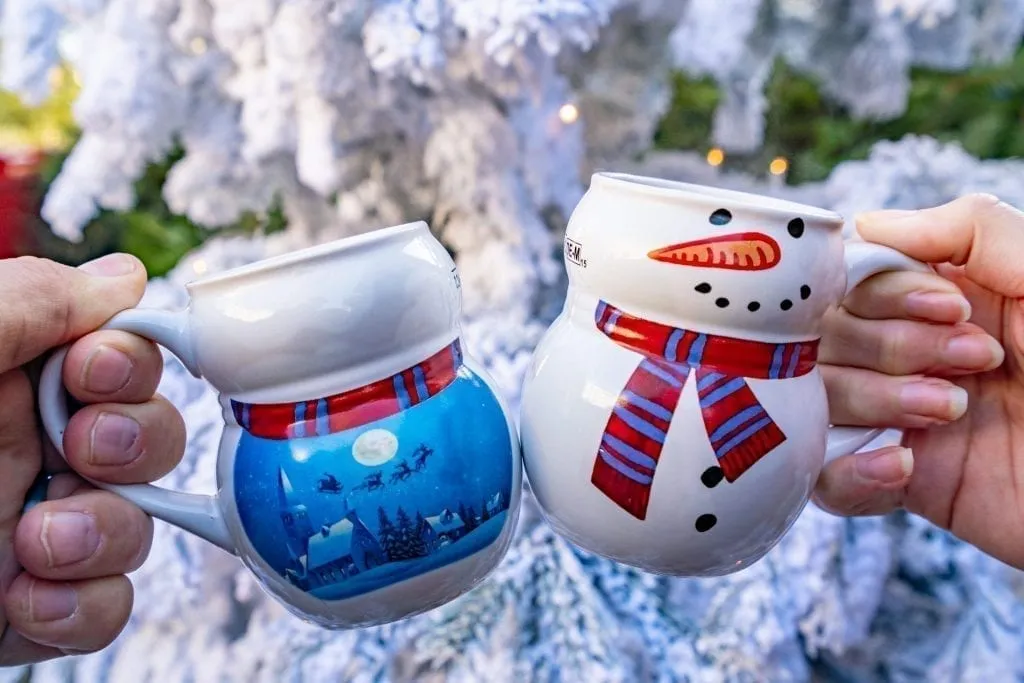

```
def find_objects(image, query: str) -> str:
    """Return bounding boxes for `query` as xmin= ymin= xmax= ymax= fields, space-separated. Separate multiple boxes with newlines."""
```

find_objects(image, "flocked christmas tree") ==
xmin=2 ymin=1 xmax=1024 ymax=681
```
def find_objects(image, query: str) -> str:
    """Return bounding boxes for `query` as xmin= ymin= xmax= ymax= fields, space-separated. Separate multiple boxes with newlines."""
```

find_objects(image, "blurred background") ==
xmin=3 ymin=35 xmax=1023 ymax=277
xmin=2 ymin=2 xmax=1024 ymax=682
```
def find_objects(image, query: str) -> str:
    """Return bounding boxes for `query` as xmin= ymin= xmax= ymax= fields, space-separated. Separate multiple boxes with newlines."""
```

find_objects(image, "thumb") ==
xmin=0 ymin=254 xmax=147 ymax=373
xmin=812 ymin=446 xmax=913 ymax=517
xmin=855 ymin=193 xmax=1024 ymax=298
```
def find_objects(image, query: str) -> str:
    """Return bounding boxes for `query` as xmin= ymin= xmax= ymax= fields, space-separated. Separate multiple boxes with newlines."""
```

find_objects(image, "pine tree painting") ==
xmin=376 ymin=506 xmax=397 ymax=562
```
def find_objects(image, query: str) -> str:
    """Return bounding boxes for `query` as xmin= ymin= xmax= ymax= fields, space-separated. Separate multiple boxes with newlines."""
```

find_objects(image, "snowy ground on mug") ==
xmin=309 ymin=511 xmax=508 ymax=601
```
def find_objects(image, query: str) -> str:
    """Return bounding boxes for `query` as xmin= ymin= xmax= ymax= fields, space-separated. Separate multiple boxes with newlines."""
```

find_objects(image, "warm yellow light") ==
xmin=193 ymin=259 xmax=208 ymax=275
xmin=189 ymin=37 xmax=208 ymax=55
xmin=769 ymin=156 xmax=789 ymax=175
xmin=47 ymin=66 xmax=64 ymax=90
xmin=706 ymin=148 xmax=725 ymax=166
xmin=558 ymin=103 xmax=580 ymax=124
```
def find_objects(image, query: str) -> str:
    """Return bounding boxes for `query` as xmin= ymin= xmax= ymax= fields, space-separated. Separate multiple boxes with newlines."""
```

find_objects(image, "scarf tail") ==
xmin=591 ymin=358 xmax=687 ymax=520
xmin=696 ymin=369 xmax=786 ymax=482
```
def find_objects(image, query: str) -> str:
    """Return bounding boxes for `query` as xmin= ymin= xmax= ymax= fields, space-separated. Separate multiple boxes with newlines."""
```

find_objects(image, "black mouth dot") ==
xmin=788 ymin=218 xmax=805 ymax=238
xmin=800 ymin=284 xmax=811 ymax=300
xmin=695 ymin=282 xmax=712 ymax=294
xmin=710 ymin=209 xmax=732 ymax=226
xmin=695 ymin=514 xmax=718 ymax=532
xmin=780 ymin=299 xmax=793 ymax=311
xmin=747 ymin=301 xmax=760 ymax=312
xmin=715 ymin=297 xmax=730 ymax=308
xmin=701 ymin=466 xmax=724 ymax=488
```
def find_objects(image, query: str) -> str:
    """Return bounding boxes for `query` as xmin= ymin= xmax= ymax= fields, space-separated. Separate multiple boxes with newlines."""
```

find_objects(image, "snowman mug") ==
xmin=520 ymin=172 xmax=928 ymax=576
xmin=38 ymin=221 xmax=522 ymax=628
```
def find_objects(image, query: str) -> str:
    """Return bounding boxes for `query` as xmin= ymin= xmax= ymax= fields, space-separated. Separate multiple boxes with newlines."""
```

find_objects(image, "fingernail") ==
xmin=29 ymin=581 xmax=78 ymax=622
xmin=899 ymin=381 xmax=969 ymax=420
xmin=905 ymin=292 xmax=971 ymax=323
xmin=81 ymin=345 xmax=133 ymax=395
xmin=41 ymin=512 xmax=100 ymax=567
xmin=79 ymin=253 xmax=136 ymax=277
xmin=856 ymin=448 xmax=914 ymax=483
xmin=89 ymin=413 xmax=142 ymax=466
xmin=943 ymin=334 xmax=1004 ymax=369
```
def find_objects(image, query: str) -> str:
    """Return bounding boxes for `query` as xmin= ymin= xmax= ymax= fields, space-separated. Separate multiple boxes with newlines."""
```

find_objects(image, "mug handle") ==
xmin=824 ymin=241 xmax=934 ymax=465
xmin=37 ymin=307 xmax=237 ymax=555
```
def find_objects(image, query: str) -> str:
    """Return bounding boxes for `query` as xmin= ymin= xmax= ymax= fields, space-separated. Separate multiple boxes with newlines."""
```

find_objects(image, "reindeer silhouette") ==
xmin=413 ymin=444 xmax=434 ymax=471
xmin=353 ymin=471 xmax=384 ymax=492
xmin=389 ymin=459 xmax=414 ymax=483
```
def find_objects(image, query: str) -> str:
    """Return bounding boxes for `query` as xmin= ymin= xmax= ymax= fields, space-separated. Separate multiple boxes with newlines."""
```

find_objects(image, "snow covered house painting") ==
xmin=303 ymin=513 xmax=387 ymax=588
xmin=485 ymin=492 xmax=503 ymax=517
xmin=419 ymin=508 xmax=466 ymax=551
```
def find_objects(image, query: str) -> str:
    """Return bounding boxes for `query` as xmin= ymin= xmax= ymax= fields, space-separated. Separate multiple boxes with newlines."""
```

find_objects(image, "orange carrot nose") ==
xmin=647 ymin=232 xmax=781 ymax=271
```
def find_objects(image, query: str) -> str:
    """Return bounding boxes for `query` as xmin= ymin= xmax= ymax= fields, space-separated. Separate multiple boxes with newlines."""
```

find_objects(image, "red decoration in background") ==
xmin=0 ymin=151 xmax=43 ymax=259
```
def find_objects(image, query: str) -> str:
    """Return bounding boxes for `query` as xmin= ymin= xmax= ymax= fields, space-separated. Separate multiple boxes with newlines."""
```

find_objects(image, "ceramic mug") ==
xmin=38 ymin=221 xmax=522 ymax=628
xmin=520 ymin=173 xmax=927 ymax=576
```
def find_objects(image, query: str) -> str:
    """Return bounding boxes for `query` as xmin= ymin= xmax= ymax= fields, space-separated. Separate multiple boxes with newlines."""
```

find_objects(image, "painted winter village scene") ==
xmin=3 ymin=1 xmax=1024 ymax=682
xmin=232 ymin=380 xmax=515 ymax=600
xmin=274 ymin=461 xmax=509 ymax=599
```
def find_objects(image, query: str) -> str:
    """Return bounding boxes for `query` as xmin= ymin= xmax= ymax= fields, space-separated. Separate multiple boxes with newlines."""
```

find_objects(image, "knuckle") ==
xmin=961 ymin=192 xmax=1002 ymax=213
xmin=0 ymin=257 xmax=74 ymax=365
xmin=877 ymin=325 xmax=908 ymax=374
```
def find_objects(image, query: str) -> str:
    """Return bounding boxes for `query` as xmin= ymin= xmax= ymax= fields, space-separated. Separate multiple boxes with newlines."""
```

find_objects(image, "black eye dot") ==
xmin=715 ymin=297 xmax=730 ymax=308
xmin=695 ymin=514 xmax=717 ymax=532
xmin=747 ymin=301 xmax=761 ymax=312
xmin=710 ymin=209 xmax=732 ymax=226
xmin=695 ymin=282 xmax=712 ymax=294
xmin=780 ymin=299 xmax=793 ymax=311
xmin=800 ymin=285 xmax=811 ymax=300
xmin=787 ymin=218 xmax=805 ymax=238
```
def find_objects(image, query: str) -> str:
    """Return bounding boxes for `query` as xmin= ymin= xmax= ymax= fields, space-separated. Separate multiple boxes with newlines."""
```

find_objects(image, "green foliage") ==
xmin=0 ymin=65 xmax=79 ymax=151
xmin=655 ymin=44 xmax=1024 ymax=184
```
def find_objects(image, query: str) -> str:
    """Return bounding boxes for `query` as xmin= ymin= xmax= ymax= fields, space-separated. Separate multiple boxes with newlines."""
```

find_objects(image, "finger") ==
xmin=45 ymin=472 xmax=90 ymax=501
xmin=843 ymin=269 xmax=971 ymax=323
xmin=3 ymin=574 xmax=132 ymax=653
xmin=813 ymin=447 xmax=913 ymax=517
xmin=14 ymin=490 xmax=152 ymax=581
xmin=820 ymin=309 xmax=1004 ymax=376
xmin=0 ymin=254 xmax=146 ymax=374
xmin=62 ymin=394 xmax=185 ymax=484
xmin=62 ymin=329 xmax=163 ymax=404
xmin=823 ymin=365 xmax=968 ymax=428
xmin=0 ymin=369 xmax=41 ymax=527
xmin=0 ymin=625 xmax=64 ymax=666
xmin=855 ymin=193 xmax=1024 ymax=298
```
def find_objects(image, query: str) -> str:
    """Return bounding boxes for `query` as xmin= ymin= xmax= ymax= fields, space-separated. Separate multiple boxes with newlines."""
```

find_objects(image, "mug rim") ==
xmin=185 ymin=221 xmax=429 ymax=289
xmin=591 ymin=172 xmax=844 ymax=224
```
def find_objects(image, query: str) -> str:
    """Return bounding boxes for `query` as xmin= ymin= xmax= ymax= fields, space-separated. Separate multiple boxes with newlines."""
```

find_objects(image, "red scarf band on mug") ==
xmin=230 ymin=341 xmax=463 ymax=440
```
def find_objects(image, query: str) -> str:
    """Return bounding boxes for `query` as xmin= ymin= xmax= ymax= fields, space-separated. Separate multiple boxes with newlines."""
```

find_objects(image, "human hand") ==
xmin=816 ymin=193 xmax=1024 ymax=569
xmin=0 ymin=254 xmax=185 ymax=665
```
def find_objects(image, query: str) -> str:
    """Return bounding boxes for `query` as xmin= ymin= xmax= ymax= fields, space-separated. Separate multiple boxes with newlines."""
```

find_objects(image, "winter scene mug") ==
xmin=38 ymin=221 xmax=522 ymax=629
xmin=520 ymin=173 xmax=928 ymax=577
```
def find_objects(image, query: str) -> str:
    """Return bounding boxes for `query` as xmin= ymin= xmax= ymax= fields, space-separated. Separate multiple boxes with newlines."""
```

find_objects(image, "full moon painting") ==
xmin=352 ymin=429 xmax=399 ymax=467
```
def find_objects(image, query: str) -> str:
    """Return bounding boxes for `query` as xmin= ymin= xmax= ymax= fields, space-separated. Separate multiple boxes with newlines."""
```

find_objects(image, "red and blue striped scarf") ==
xmin=231 ymin=341 xmax=463 ymax=440
xmin=592 ymin=301 xmax=818 ymax=520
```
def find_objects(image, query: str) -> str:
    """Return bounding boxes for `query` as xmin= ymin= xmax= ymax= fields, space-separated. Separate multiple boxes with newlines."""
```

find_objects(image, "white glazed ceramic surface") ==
xmin=39 ymin=221 xmax=522 ymax=629
xmin=520 ymin=173 xmax=924 ymax=576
